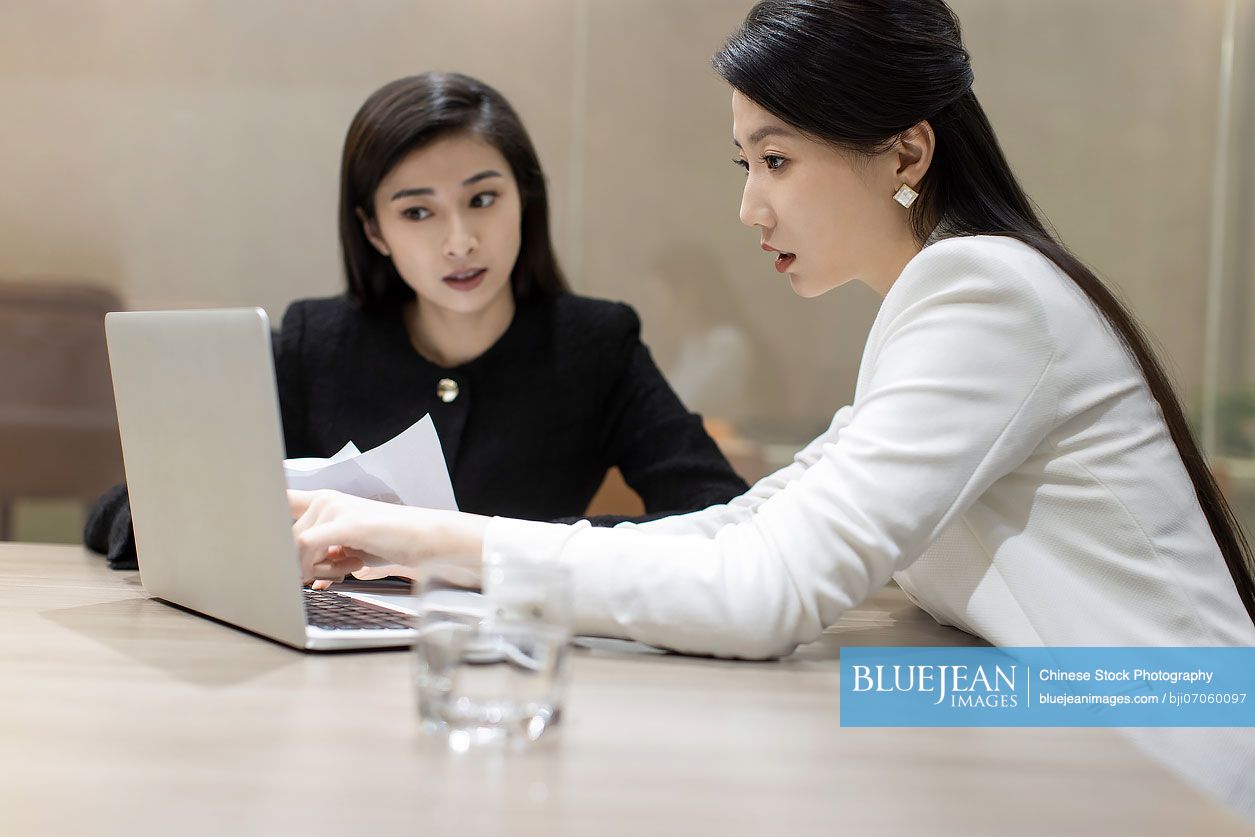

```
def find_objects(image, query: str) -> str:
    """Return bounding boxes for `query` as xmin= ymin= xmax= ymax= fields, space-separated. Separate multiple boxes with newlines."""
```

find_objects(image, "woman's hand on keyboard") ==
xmin=288 ymin=489 xmax=489 ymax=585
xmin=307 ymin=546 xmax=409 ymax=590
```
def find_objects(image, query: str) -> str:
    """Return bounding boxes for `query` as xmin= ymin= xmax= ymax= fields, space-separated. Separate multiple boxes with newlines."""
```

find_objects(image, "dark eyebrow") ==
xmin=462 ymin=169 xmax=502 ymax=186
xmin=390 ymin=170 xmax=503 ymax=201
xmin=732 ymin=125 xmax=797 ymax=149
xmin=391 ymin=187 xmax=434 ymax=200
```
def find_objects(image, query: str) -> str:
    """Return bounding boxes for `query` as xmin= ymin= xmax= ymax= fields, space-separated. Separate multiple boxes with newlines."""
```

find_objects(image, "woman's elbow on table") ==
xmin=635 ymin=588 xmax=817 ymax=661
xmin=660 ymin=619 xmax=807 ymax=661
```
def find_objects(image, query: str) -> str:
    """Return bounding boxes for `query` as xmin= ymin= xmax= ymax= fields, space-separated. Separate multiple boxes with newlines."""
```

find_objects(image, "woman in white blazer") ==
xmin=289 ymin=0 xmax=1255 ymax=660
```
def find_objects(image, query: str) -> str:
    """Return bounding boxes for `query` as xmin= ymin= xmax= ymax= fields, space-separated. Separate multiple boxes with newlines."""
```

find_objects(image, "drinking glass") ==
xmin=412 ymin=555 xmax=572 ymax=749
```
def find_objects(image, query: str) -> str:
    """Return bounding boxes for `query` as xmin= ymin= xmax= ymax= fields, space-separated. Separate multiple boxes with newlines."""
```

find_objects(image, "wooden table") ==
xmin=3 ymin=544 xmax=1251 ymax=835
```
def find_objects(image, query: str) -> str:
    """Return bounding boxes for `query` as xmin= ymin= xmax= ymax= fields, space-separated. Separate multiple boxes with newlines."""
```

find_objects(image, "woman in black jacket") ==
xmin=86 ymin=72 xmax=746 ymax=568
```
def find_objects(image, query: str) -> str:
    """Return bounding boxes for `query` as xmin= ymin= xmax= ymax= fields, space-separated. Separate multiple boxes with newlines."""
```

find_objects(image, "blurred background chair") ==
xmin=0 ymin=279 xmax=124 ymax=540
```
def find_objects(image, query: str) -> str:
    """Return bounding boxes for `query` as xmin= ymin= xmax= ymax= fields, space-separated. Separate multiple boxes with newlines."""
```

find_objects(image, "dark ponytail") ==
xmin=715 ymin=0 xmax=1255 ymax=624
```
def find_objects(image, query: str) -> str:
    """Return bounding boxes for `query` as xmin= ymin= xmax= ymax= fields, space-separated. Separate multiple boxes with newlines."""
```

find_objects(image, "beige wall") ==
xmin=2 ymin=0 xmax=1250 ymax=444
xmin=0 ymin=0 xmax=582 ymax=315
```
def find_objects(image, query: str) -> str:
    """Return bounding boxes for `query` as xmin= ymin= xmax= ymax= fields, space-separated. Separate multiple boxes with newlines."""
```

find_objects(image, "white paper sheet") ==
xmin=282 ymin=414 xmax=457 ymax=510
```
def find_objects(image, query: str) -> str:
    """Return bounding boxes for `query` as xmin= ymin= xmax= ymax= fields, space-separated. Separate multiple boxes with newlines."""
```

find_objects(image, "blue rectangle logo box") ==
xmin=839 ymin=647 xmax=1255 ymax=727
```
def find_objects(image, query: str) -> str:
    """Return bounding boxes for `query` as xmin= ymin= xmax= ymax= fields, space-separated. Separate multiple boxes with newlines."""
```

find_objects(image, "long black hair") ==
xmin=714 ymin=0 xmax=1255 ymax=624
xmin=339 ymin=72 xmax=569 ymax=312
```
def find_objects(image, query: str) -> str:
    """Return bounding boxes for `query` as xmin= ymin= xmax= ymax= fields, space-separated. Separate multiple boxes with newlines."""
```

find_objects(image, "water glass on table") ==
xmin=412 ymin=555 xmax=573 ymax=750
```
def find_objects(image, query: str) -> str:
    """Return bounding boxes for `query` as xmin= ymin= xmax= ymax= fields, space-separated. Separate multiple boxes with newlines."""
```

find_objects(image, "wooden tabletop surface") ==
xmin=3 ymin=543 xmax=1250 ymax=836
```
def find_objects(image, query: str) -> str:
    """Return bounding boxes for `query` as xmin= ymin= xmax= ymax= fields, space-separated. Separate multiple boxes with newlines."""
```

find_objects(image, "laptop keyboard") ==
xmin=302 ymin=588 xmax=413 ymax=631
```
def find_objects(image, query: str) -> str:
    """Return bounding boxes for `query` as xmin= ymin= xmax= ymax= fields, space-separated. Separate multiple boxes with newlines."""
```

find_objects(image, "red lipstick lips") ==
xmin=443 ymin=267 xmax=486 ymax=291
xmin=762 ymin=242 xmax=796 ymax=274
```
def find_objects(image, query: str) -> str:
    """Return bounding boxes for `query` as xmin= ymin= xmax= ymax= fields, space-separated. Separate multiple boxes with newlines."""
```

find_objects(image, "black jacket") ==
xmin=85 ymin=292 xmax=747 ymax=568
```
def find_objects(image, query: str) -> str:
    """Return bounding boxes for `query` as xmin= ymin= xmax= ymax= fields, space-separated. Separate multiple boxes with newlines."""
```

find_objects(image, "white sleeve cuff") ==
xmin=482 ymin=516 xmax=626 ymax=640
xmin=482 ymin=516 xmax=590 ymax=566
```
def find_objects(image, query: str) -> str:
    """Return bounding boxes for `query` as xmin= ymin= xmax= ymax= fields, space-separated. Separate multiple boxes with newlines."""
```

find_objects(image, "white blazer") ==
xmin=485 ymin=235 xmax=1255 ymax=659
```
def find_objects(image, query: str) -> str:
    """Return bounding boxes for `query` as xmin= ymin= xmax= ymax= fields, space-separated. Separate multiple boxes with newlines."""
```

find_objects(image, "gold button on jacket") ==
xmin=436 ymin=378 xmax=459 ymax=403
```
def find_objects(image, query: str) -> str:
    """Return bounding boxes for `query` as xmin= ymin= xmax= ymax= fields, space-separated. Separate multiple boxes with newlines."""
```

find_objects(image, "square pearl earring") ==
xmin=893 ymin=183 xmax=920 ymax=208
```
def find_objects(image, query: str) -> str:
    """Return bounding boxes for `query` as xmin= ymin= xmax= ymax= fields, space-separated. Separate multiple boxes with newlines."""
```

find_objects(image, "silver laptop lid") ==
xmin=105 ymin=308 xmax=307 ymax=647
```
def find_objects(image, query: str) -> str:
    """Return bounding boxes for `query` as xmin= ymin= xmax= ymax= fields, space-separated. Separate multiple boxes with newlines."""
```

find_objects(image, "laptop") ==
xmin=105 ymin=307 xmax=420 ymax=651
